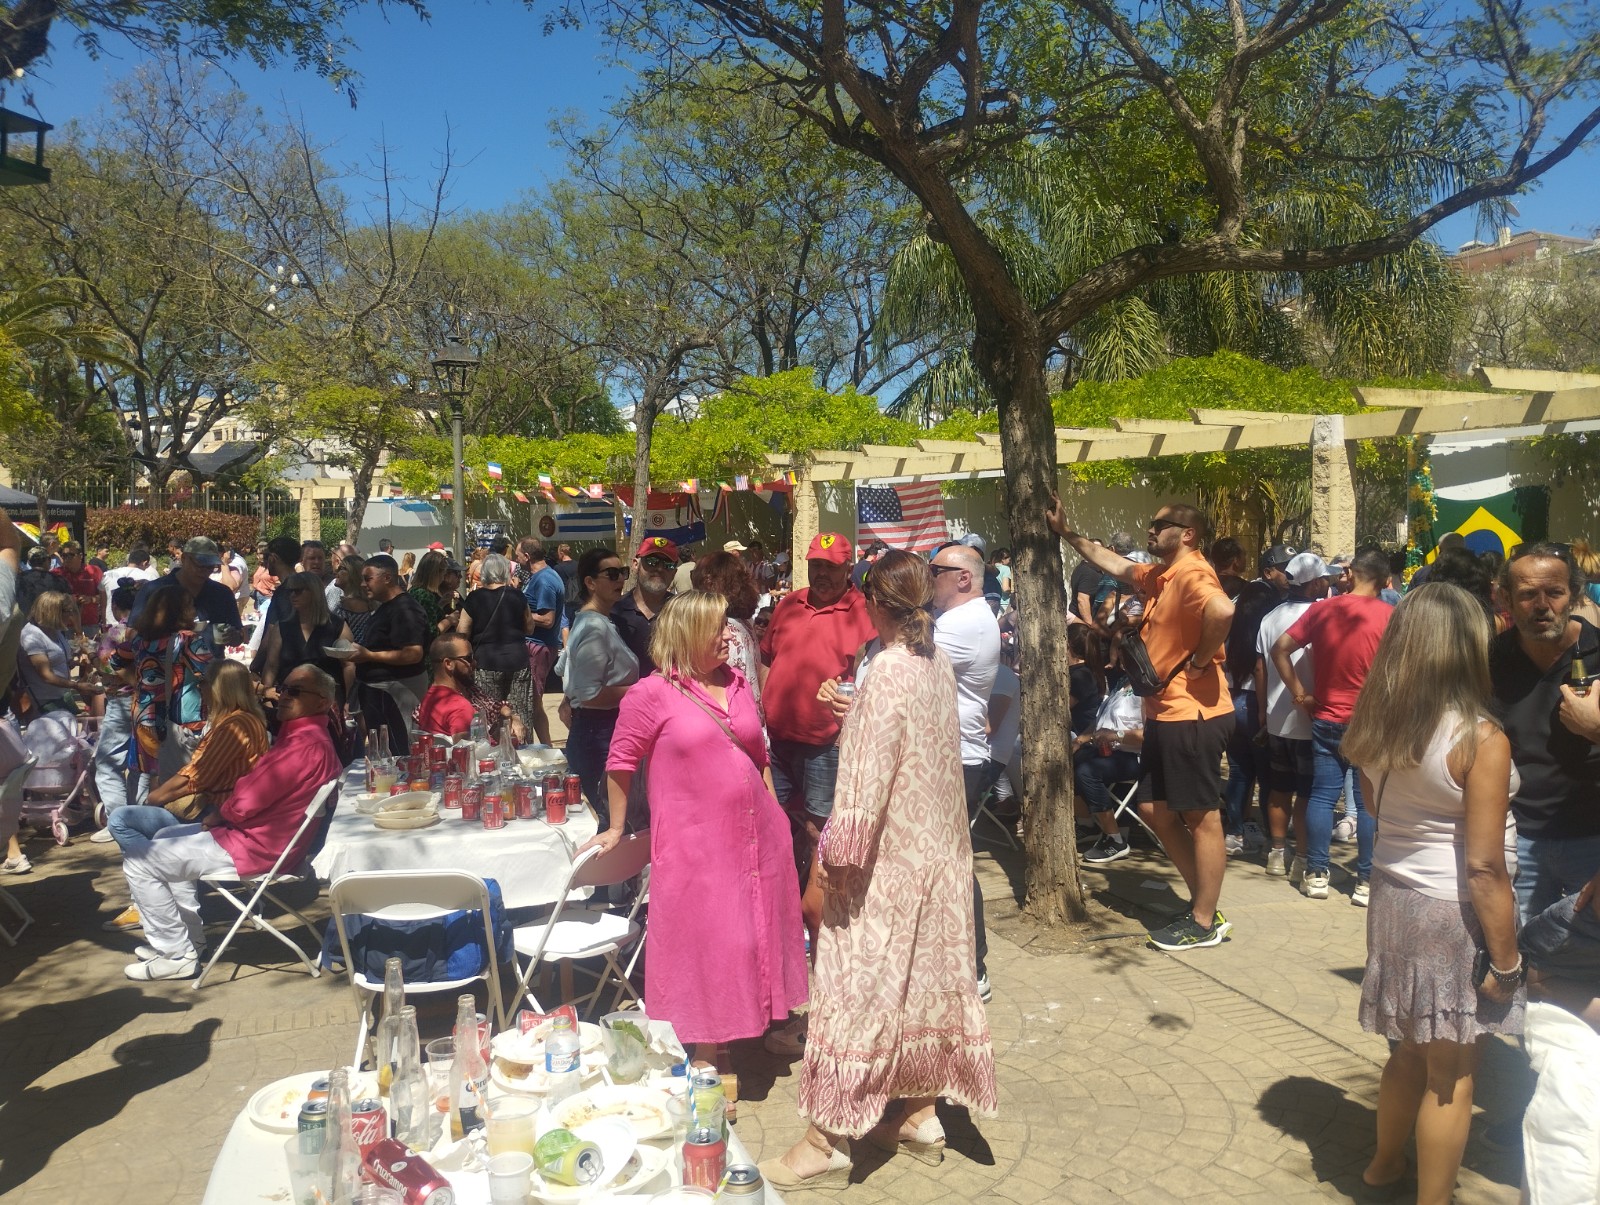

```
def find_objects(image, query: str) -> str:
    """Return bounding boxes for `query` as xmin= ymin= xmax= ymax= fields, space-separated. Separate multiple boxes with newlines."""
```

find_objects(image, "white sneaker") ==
xmin=1302 ymin=870 xmax=1330 ymax=899
xmin=1224 ymin=833 xmax=1245 ymax=855
xmin=1241 ymin=821 xmax=1266 ymax=851
xmin=134 ymin=944 xmax=161 ymax=961
xmin=89 ymin=828 xmax=117 ymax=844
xmin=1265 ymin=847 xmax=1287 ymax=876
xmin=1 ymin=855 xmax=32 ymax=874
xmin=1288 ymin=856 xmax=1307 ymax=888
xmin=125 ymin=954 xmax=197 ymax=981
xmin=1333 ymin=815 xmax=1357 ymax=844
xmin=976 ymin=973 xmax=992 ymax=1003
xmin=1351 ymin=881 xmax=1371 ymax=908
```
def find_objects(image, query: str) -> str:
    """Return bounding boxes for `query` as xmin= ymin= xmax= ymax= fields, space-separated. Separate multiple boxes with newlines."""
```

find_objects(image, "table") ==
xmin=201 ymin=1030 xmax=786 ymax=1204
xmin=314 ymin=762 xmax=598 ymax=911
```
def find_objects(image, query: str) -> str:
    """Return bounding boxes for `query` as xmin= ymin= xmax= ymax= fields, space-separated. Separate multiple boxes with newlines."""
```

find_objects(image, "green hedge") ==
xmin=86 ymin=507 xmax=261 ymax=552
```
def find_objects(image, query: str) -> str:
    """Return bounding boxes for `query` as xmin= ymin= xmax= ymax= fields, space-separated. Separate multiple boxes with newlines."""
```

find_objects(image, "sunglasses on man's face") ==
xmin=280 ymin=684 xmax=323 ymax=701
xmin=1148 ymin=518 xmax=1192 ymax=534
xmin=641 ymin=556 xmax=674 ymax=572
xmin=928 ymin=563 xmax=965 ymax=577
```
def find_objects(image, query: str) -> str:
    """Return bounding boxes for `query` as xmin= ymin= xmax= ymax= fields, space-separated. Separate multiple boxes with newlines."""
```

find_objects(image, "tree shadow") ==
xmin=0 ymin=870 xmax=105 ymax=991
xmin=1257 ymin=1075 xmax=1378 ymax=1196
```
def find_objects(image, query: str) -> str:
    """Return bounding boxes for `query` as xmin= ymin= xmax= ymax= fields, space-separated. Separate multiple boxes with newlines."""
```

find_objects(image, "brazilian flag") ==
xmin=1428 ymin=487 xmax=1549 ymax=560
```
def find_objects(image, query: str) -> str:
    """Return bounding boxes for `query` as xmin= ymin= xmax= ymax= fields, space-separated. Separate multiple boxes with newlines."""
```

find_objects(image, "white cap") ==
xmin=723 ymin=539 xmax=748 ymax=553
xmin=1286 ymin=552 xmax=1334 ymax=585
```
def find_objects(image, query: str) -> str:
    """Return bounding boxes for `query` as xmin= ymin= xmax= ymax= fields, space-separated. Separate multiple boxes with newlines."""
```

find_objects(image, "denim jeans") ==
xmin=1073 ymin=747 xmax=1142 ymax=813
xmin=1514 ymin=831 xmax=1600 ymax=924
xmin=109 ymin=804 xmax=183 ymax=850
xmin=1307 ymin=718 xmax=1374 ymax=878
xmin=1223 ymin=689 xmax=1261 ymax=834
xmin=93 ymin=694 xmax=148 ymax=812
xmin=768 ymin=738 xmax=841 ymax=822
xmin=565 ymin=707 xmax=620 ymax=829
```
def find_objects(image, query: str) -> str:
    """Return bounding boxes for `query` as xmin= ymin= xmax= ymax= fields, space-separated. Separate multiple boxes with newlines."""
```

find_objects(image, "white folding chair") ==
xmin=329 ymin=868 xmax=508 ymax=1070
xmin=0 ymin=753 xmax=38 ymax=946
xmin=1108 ymin=779 xmax=1165 ymax=853
xmin=193 ymin=777 xmax=339 ymax=990
xmin=970 ymin=789 xmax=1018 ymax=850
xmin=512 ymin=831 xmax=651 ymax=1019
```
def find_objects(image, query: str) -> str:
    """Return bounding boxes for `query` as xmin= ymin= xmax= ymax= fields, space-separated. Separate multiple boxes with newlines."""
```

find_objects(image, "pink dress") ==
xmin=800 ymin=646 xmax=997 ymax=1136
xmin=606 ymin=669 xmax=808 ymax=1045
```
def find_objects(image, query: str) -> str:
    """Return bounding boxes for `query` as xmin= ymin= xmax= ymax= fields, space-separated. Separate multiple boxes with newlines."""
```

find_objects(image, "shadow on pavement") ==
xmin=1258 ymin=1075 xmax=1376 ymax=1195
xmin=0 ymin=870 xmax=103 ymax=991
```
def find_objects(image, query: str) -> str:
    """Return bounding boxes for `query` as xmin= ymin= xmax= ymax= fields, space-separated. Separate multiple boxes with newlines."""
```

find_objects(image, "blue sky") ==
xmin=12 ymin=4 xmax=1596 ymax=244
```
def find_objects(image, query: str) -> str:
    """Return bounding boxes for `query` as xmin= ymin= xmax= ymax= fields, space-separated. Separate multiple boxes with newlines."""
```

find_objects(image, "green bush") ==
xmin=87 ymin=507 xmax=261 ymax=552
xmin=265 ymin=512 xmax=298 ymax=542
xmin=320 ymin=516 xmax=347 ymax=547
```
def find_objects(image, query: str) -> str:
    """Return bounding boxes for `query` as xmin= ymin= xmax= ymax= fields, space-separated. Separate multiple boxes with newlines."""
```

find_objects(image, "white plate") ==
xmin=550 ymin=1085 xmax=673 ymax=1142
xmin=351 ymin=792 xmax=389 ymax=814
xmin=246 ymin=1069 xmax=375 ymax=1132
xmin=373 ymin=809 xmax=440 ymax=830
xmin=498 ymin=1021 xmax=605 ymax=1059
xmin=324 ymin=641 xmax=359 ymax=660
xmin=378 ymin=791 xmax=434 ymax=812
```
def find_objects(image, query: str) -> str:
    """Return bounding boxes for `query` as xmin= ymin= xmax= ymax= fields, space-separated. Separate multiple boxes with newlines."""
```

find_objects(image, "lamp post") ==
xmin=429 ymin=334 xmax=479 ymax=559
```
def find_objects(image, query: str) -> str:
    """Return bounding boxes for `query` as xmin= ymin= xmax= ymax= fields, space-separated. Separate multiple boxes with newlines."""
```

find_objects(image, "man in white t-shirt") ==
xmin=931 ymin=541 xmax=1000 ymax=1001
xmin=101 ymin=548 xmax=159 ymax=624
xmin=1254 ymin=552 xmax=1335 ymax=880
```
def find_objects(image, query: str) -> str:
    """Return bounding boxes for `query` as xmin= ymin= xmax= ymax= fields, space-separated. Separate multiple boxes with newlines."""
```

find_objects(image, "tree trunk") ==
xmin=348 ymin=452 xmax=377 ymax=546
xmin=628 ymin=399 xmax=655 ymax=560
xmin=973 ymin=318 xmax=1090 ymax=927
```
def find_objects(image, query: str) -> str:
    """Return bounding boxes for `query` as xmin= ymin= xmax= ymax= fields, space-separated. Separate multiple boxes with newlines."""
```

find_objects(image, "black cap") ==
xmin=1261 ymin=544 xmax=1297 ymax=570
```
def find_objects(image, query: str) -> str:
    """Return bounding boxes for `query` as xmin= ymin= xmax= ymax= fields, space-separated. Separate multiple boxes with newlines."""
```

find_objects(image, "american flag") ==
xmin=857 ymin=483 xmax=947 ymax=549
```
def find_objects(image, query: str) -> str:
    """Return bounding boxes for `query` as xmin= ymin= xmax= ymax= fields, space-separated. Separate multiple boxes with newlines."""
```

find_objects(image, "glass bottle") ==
xmin=448 ymin=994 xmax=491 ymax=1140
xmin=375 ymin=957 xmax=404 ymax=1097
xmin=1571 ymin=654 xmax=1593 ymax=697
xmin=318 ymin=1067 xmax=362 ymax=1204
xmin=390 ymin=1005 xmax=429 ymax=1148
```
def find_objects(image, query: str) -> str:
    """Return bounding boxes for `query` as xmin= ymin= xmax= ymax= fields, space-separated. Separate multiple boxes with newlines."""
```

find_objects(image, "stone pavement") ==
xmin=0 ymin=818 xmax=1527 ymax=1204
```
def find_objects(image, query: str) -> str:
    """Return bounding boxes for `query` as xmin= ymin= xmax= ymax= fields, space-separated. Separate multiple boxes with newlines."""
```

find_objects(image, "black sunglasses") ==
xmin=280 ymin=684 xmax=324 ymax=701
xmin=928 ymin=563 xmax=965 ymax=577
xmin=593 ymin=566 xmax=627 ymax=582
xmin=1148 ymin=518 xmax=1192 ymax=533
xmin=641 ymin=556 xmax=675 ymax=571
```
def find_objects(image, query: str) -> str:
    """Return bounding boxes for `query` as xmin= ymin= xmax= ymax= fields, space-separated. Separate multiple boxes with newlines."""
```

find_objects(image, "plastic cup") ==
xmin=485 ymin=1097 xmax=539 ymax=1157
xmin=283 ymin=1135 xmax=323 ymax=1205
xmin=487 ymin=1151 xmax=535 ymax=1203
xmin=424 ymin=1037 xmax=455 ymax=1114
xmin=601 ymin=1010 xmax=649 ymax=1084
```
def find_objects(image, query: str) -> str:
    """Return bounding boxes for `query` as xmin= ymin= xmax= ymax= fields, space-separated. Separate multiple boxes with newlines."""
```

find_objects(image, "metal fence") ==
xmin=55 ymin=480 xmax=306 ymax=521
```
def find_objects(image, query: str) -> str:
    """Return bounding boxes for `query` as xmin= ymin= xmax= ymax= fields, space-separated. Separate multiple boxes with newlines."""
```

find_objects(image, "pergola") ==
xmin=772 ymin=367 xmax=1600 ymax=587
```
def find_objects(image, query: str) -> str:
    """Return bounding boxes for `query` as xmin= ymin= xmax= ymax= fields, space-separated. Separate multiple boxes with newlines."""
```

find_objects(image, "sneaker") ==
xmin=1224 ymin=832 xmax=1245 ymax=855
xmin=134 ymin=944 xmax=161 ymax=962
xmin=976 ymin=973 xmax=992 ymax=1003
xmin=1289 ymin=855 xmax=1307 ymax=888
xmin=1333 ymin=815 xmax=1357 ymax=844
xmin=1 ymin=855 xmax=31 ymax=874
xmin=89 ymin=827 xmax=117 ymax=844
xmin=1265 ymin=847 xmax=1287 ymax=876
xmin=1351 ymin=880 xmax=1371 ymax=908
xmin=1302 ymin=870 xmax=1330 ymax=899
xmin=1147 ymin=914 xmax=1226 ymax=951
xmin=1081 ymin=835 xmax=1130 ymax=864
xmin=102 ymin=905 xmax=142 ymax=931
xmin=763 ymin=1021 xmax=806 ymax=1057
xmin=1210 ymin=909 xmax=1233 ymax=940
xmin=124 ymin=954 xmax=197 ymax=981
xmin=1241 ymin=821 xmax=1266 ymax=851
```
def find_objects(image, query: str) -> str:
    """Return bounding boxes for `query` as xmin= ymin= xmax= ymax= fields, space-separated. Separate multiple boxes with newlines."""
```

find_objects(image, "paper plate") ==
xmin=373 ymin=809 xmax=440 ymax=830
xmin=378 ymin=791 xmax=434 ymax=812
xmin=324 ymin=645 xmax=359 ymax=660
xmin=550 ymin=1084 xmax=673 ymax=1142
xmin=246 ymin=1069 xmax=374 ymax=1132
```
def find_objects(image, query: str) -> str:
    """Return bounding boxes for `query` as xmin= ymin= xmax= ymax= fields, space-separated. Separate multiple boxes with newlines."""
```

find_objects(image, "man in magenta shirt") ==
xmin=118 ymin=664 xmax=342 ymax=981
xmin=1269 ymin=549 xmax=1394 ymax=904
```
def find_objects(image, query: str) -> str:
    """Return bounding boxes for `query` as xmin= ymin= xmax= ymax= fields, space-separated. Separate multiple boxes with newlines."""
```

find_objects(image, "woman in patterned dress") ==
xmin=761 ymin=549 xmax=996 ymax=1191
xmin=690 ymin=551 xmax=764 ymax=719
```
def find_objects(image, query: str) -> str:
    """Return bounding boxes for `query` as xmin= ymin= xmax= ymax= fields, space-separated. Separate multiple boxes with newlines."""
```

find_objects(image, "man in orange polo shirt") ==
xmin=1049 ymin=497 xmax=1237 ymax=950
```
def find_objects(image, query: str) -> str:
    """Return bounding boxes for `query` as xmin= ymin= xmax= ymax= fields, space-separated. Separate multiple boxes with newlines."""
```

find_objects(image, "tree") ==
xmin=568 ymin=0 xmax=1600 ymax=926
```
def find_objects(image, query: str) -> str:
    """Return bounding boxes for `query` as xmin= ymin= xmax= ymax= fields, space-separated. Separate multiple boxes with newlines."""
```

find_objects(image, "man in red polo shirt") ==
xmin=53 ymin=540 xmax=103 ymax=631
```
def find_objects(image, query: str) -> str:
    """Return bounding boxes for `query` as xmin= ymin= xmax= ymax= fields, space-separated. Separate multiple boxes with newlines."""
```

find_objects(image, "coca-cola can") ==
xmin=482 ymin=790 xmax=506 ymax=830
xmin=683 ymin=1129 xmax=728 ymax=1190
xmin=512 ymin=781 xmax=535 ymax=820
xmin=545 ymin=787 xmax=567 ymax=825
xmin=442 ymin=773 xmax=463 ymax=809
xmin=450 ymin=743 xmax=469 ymax=774
xmin=542 ymin=774 xmax=562 ymax=798
xmin=362 ymin=1138 xmax=455 ymax=1204
xmin=461 ymin=783 xmax=482 ymax=821
xmin=564 ymin=775 xmax=584 ymax=811
xmin=350 ymin=1097 xmax=388 ymax=1160
xmin=428 ymin=741 xmax=447 ymax=767
xmin=389 ymin=783 xmax=407 ymax=797
xmin=407 ymin=753 xmax=426 ymax=781
xmin=477 ymin=757 xmax=498 ymax=778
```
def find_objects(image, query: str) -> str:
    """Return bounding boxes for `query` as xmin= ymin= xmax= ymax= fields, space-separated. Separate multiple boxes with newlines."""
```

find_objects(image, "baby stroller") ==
xmin=19 ymin=711 xmax=98 ymax=845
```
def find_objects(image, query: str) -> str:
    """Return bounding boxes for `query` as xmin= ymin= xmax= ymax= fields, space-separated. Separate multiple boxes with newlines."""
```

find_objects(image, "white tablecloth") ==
xmin=313 ymin=762 xmax=599 ymax=910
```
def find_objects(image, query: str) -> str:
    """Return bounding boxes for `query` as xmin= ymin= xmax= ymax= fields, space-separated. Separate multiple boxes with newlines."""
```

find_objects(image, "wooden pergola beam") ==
xmin=1474 ymin=366 xmax=1600 ymax=392
xmin=1353 ymin=387 xmax=1503 ymax=409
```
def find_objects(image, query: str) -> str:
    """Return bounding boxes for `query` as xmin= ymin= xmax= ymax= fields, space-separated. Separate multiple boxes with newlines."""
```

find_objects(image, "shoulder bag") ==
xmin=1118 ymin=578 xmax=1194 ymax=698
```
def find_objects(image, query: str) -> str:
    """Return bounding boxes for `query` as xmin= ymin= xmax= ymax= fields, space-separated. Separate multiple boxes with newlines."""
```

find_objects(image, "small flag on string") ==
xmin=785 ymin=470 xmax=798 ymax=486
xmin=513 ymin=490 xmax=530 ymax=504
xmin=586 ymin=483 xmax=605 ymax=500
xmin=389 ymin=482 xmax=403 ymax=497
xmin=710 ymin=487 xmax=730 ymax=526
xmin=538 ymin=473 xmax=555 ymax=500
xmin=486 ymin=461 xmax=503 ymax=480
xmin=679 ymin=478 xmax=699 ymax=494
xmin=734 ymin=474 xmax=750 ymax=491
xmin=561 ymin=485 xmax=584 ymax=498
xmin=440 ymin=484 xmax=454 ymax=501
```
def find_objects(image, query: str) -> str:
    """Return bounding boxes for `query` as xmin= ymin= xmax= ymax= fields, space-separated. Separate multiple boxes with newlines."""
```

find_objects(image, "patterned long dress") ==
xmin=799 ymin=645 xmax=997 ymax=1136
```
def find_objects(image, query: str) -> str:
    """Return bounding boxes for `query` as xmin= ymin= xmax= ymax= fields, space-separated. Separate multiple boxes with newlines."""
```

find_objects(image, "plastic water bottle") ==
xmin=545 ymin=1013 xmax=582 ymax=1103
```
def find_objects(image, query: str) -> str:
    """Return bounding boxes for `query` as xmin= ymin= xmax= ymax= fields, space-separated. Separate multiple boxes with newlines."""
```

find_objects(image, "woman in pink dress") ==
xmin=762 ymin=550 xmax=997 ymax=1190
xmin=583 ymin=590 xmax=806 ymax=1067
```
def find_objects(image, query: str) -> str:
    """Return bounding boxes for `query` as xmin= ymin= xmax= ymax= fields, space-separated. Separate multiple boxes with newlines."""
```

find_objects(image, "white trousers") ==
xmin=1524 ymin=999 xmax=1600 ymax=1205
xmin=121 ymin=823 xmax=236 ymax=959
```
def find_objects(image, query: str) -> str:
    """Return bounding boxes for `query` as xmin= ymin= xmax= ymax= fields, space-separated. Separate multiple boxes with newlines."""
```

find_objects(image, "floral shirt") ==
xmin=109 ymin=627 xmax=219 ymax=773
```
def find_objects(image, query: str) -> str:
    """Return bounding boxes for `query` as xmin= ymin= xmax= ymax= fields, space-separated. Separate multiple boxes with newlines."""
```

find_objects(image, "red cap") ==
xmin=637 ymin=536 xmax=680 ymax=563
xmin=806 ymin=533 xmax=852 ymax=565
xmin=428 ymin=542 xmax=445 ymax=551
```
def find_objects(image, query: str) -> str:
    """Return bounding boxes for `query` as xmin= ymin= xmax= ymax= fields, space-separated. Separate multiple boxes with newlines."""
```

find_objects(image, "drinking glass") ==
xmin=424 ymin=1037 xmax=455 ymax=1117
xmin=485 ymin=1098 xmax=539 ymax=1157
xmin=600 ymin=1010 xmax=649 ymax=1084
xmin=283 ymin=1135 xmax=323 ymax=1205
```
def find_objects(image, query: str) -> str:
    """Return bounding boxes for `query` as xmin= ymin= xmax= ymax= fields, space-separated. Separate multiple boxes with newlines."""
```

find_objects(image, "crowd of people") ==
xmin=3 ymin=499 xmax=1600 ymax=1203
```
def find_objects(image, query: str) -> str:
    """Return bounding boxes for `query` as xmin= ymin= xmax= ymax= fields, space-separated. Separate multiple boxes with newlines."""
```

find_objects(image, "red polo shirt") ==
xmin=760 ymin=585 xmax=876 ymax=746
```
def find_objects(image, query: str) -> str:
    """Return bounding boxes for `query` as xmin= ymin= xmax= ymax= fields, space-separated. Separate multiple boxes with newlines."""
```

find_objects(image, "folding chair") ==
xmin=970 ymin=786 xmax=1018 ymax=850
xmin=0 ymin=754 xmax=38 ymax=946
xmin=329 ymin=868 xmax=508 ymax=1070
xmin=193 ymin=777 xmax=339 ymax=990
xmin=1109 ymin=779 xmax=1165 ymax=853
xmin=512 ymin=830 xmax=651 ymax=1019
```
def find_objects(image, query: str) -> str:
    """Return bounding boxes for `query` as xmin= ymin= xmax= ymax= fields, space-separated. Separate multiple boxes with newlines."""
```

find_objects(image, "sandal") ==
xmin=863 ymin=1112 xmax=946 ymax=1165
xmin=758 ymin=1135 xmax=852 ymax=1191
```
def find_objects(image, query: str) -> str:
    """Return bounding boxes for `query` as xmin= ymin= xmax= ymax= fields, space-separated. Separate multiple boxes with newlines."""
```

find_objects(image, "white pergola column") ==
xmin=790 ymin=469 xmax=819 ymax=589
xmin=1310 ymin=414 xmax=1356 ymax=557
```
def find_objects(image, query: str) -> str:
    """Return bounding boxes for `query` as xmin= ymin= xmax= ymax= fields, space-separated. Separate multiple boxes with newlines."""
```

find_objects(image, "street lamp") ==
xmin=429 ymin=334 xmax=479 ymax=559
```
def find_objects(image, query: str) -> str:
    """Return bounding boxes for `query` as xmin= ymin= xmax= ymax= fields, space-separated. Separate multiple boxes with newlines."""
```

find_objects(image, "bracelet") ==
xmin=1489 ymin=958 xmax=1525 ymax=983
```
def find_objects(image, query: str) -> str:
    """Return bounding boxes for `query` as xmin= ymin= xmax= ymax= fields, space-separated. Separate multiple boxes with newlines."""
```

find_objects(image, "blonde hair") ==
xmin=1571 ymin=538 xmax=1600 ymax=579
xmin=205 ymin=659 xmax=268 ymax=726
xmin=1343 ymin=583 xmax=1498 ymax=774
xmin=29 ymin=590 xmax=76 ymax=631
xmin=649 ymin=591 xmax=729 ymax=682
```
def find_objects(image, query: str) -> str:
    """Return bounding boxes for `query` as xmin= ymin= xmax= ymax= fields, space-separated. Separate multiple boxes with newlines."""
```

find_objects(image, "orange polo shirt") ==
xmin=1130 ymin=552 xmax=1231 ymax=722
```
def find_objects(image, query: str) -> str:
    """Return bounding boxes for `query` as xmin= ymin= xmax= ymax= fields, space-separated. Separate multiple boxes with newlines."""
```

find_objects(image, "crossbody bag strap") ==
xmin=666 ymin=677 xmax=764 ymax=776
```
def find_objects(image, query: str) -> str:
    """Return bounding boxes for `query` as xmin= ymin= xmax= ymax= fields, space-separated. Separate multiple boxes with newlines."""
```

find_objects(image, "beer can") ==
xmin=682 ymin=1128 xmax=728 ymax=1190
xmin=450 ymin=743 xmax=469 ymax=774
xmin=482 ymin=790 xmax=506 ymax=830
xmin=305 ymin=1076 xmax=331 ymax=1104
xmin=362 ymin=1138 xmax=455 ymax=1204
xmin=563 ymin=774 xmax=584 ymax=810
xmin=296 ymin=1100 xmax=328 ymax=1155
xmin=461 ymin=783 xmax=482 ymax=821
xmin=723 ymin=1164 xmax=764 ymax=1200
xmin=442 ymin=772 xmax=463 ymax=809
xmin=512 ymin=780 xmax=535 ymax=820
xmin=350 ymin=1097 xmax=388 ymax=1159
xmin=545 ymin=787 xmax=567 ymax=825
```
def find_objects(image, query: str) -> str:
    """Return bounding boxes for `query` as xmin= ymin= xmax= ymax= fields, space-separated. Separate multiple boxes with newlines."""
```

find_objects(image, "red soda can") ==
xmin=442 ymin=772 xmax=463 ymax=809
xmin=461 ymin=783 xmax=482 ymax=821
xmin=545 ymin=787 xmax=567 ymax=825
xmin=564 ymin=774 xmax=584 ymax=810
xmin=477 ymin=757 xmax=498 ymax=778
xmin=543 ymin=774 xmax=562 ymax=800
xmin=683 ymin=1128 xmax=728 ymax=1190
xmin=482 ymin=789 xmax=506 ymax=830
xmin=350 ymin=1097 xmax=388 ymax=1160
xmin=429 ymin=741 xmax=447 ymax=767
xmin=450 ymin=743 xmax=469 ymax=774
xmin=389 ymin=783 xmax=407 ymax=796
xmin=512 ymin=781 xmax=535 ymax=820
xmin=362 ymin=1138 xmax=456 ymax=1204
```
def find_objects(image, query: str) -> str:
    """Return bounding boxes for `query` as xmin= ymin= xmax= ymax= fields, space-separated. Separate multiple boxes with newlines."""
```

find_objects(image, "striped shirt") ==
xmin=175 ymin=710 xmax=270 ymax=795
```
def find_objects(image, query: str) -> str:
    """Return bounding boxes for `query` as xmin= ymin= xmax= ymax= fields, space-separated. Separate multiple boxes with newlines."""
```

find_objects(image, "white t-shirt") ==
xmin=1256 ymin=598 xmax=1315 ymax=739
xmin=19 ymin=622 xmax=69 ymax=702
xmin=934 ymin=596 xmax=1000 ymax=765
xmin=988 ymin=663 xmax=1020 ymax=763
xmin=101 ymin=564 xmax=159 ymax=623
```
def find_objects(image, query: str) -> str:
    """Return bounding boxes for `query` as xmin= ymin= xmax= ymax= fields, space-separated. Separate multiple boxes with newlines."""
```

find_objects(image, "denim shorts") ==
xmin=768 ymin=737 xmax=840 ymax=821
